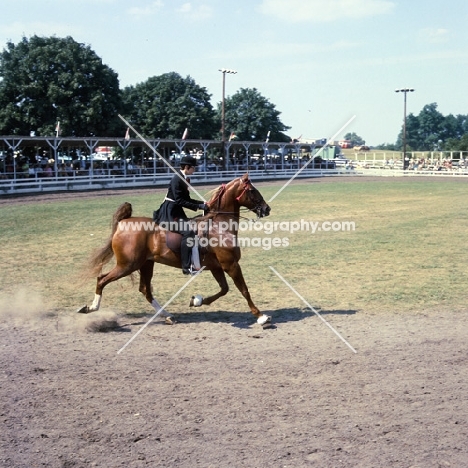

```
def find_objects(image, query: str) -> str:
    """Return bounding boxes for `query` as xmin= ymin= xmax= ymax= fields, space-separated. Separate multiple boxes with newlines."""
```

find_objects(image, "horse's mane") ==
xmin=205 ymin=185 xmax=222 ymax=203
xmin=206 ymin=176 xmax=246 ymax=204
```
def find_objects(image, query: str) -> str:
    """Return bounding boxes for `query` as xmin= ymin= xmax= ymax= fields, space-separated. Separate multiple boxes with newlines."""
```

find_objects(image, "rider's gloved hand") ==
xmin=199 ymin=203 xmax=209 ymax=212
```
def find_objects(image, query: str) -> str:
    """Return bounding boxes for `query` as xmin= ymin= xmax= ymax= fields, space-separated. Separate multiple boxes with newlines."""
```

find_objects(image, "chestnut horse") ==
xmin=78 ymin=173 xmax=272 ymax=325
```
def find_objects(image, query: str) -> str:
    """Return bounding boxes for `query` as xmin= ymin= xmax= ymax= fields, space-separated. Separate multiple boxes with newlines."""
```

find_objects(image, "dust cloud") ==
xmin=0 ymin=288 xmax=120 ymax=333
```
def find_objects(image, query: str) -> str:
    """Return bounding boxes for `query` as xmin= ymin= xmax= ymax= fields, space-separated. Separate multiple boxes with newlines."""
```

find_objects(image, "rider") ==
xmin=153 ymin=155 xmax=208 ymax=275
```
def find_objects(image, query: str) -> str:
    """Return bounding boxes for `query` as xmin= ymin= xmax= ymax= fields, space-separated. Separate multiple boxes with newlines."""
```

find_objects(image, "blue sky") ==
xmin=2 ymin=0 xmax=467 ymax=145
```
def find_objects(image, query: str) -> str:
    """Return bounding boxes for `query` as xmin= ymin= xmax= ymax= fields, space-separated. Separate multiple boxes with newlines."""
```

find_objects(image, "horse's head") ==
xmin=235 ymin=174 xmax=271 ymax=218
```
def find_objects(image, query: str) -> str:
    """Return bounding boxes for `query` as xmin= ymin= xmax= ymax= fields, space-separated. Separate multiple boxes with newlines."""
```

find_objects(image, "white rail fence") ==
xmin=2 ymin=165 xmax=468 ymax=195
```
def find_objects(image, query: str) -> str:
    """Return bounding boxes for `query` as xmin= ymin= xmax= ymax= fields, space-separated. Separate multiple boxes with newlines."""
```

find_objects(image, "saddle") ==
xmin=161 ymin=217 xmax=210 ymax=255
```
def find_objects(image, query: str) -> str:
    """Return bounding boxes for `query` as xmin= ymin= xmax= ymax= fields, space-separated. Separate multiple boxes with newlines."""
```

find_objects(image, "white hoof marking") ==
xmin=192 ymin=294 xmax=204 ymax=307
xmin=257 ymin=314 xmax=271 ymax=325
xmin=88 ymin=294 xmax=102 ymax=312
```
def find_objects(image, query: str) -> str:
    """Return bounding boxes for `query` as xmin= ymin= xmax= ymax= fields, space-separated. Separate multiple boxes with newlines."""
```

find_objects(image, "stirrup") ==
xmin=183 ymin=265 xmax=201 ymax=276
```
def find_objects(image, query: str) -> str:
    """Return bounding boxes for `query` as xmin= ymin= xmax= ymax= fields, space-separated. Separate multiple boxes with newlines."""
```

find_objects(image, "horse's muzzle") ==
xmin=257 ymin=203 xmax=271 ymax=218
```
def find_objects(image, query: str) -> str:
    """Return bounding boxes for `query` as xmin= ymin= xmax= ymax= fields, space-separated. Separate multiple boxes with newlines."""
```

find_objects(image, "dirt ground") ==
xmin=1 ymin=300 xmax=467 ymax=468
xmin=1 ymin=180 xmax=468 ymax=468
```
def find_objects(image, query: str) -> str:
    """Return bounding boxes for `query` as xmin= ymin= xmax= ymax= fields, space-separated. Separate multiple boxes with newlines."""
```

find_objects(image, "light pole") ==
xmin=219 ymin=68 xmax=237 ymax=170
xmin=395 ymin=87 xmax=414 ymax=169
xmin=219 ymin=68 xmax=237 ymax=143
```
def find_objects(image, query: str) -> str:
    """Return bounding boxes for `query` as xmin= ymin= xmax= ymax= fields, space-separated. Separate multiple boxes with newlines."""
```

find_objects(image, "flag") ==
xmin=182 ymin=128 xmax=188 ymax=140
xmin=55 ymin=121 xmax=60 ymax=136
xmin=229 ymin=132 xmax=237 ymax=141
xmin=125 ymin=127 xmax=130 ymax=140
xmin=266 ymin=131 xmax=271 ymax=143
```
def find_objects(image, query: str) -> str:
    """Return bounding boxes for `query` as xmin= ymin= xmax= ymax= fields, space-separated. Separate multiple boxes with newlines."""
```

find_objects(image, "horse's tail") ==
xmin=86 ymin=202 xmax=133 ymax=278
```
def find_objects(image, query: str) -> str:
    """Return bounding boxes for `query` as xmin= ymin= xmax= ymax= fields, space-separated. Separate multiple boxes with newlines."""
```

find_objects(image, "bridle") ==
xmin=235 ymin=179 xmax=253 ymax=201
xmin=237 ymin=179 xmax=266 ymax=217
xmin=207 ymin=178 xmax=265 ymax=218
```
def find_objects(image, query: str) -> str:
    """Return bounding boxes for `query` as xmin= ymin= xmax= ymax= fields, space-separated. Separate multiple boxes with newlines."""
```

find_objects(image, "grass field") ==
xmin=1 ymin=177 xmax=468 ymax=317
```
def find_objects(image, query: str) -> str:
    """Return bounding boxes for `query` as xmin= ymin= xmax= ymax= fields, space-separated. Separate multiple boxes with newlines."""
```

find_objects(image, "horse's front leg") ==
xmin=190 ymin=266 xmax=229 ymax=307
xmin=224 ymin=261 xmax=271 ymax=325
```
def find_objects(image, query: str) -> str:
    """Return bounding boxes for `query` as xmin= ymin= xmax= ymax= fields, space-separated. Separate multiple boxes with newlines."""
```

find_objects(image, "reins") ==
xmin=206 ymin=178 xmax=259 ymax=221
xmin=207 ymin=210 xmax=254 ymax=222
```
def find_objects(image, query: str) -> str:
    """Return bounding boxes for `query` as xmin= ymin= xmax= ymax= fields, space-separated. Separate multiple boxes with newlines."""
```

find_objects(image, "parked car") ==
xmin=354 ymin=145 xmax=370 ymax=152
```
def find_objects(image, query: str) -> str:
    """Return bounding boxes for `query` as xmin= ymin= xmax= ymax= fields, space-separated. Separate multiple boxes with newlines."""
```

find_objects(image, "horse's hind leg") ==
xmin=139 ymin=260 xmax=174 ymax=324
xmin=78 ymin=263 xmax=136 ymax=314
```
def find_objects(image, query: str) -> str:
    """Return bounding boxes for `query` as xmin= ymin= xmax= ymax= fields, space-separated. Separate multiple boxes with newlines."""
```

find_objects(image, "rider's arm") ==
xmin=173 ymin=177 xmax=203 ymax=212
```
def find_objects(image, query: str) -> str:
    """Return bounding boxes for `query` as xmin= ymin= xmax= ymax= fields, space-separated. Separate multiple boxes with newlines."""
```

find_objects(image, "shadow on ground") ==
xmin=120 ymin=307 xmax=358 ymax=330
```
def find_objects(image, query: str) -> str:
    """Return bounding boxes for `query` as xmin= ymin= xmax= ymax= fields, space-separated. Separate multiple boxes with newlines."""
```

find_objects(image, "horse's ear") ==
xmin=241 ymin=173 xmax=249 ymax=183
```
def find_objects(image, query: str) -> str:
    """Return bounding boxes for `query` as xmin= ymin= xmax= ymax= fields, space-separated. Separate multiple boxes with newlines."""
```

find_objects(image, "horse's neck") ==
xmin=211 ymin=182 xmax=240 ymax=215
xmin=220 ymin=200 xmax=239 ymax=215
xmin=207 ymin=185 xmax=240 ymax=231
xmin=213 ymin=213 xmax=241 ymax=234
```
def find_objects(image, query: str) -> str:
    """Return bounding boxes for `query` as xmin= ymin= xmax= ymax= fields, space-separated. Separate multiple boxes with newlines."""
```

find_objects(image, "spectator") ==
xmin=208 ymin=161 xmax=217 ymax=171
xmin=21 ymin=160 xmax=30 ymax=178
xmin=44 ymin=164 xmax=53 ymax=177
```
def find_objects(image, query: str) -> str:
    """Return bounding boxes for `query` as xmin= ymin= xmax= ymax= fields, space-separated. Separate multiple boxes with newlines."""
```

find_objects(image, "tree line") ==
xmin=371 ymin=103 xmax=468 ymax=152
xmin=0 ymin=35 xmax=466 ymax=151
xmin=344 ymin=103 xmax=468 ymax=152
xmin=0 ymin=36 xmax=290 ymax=142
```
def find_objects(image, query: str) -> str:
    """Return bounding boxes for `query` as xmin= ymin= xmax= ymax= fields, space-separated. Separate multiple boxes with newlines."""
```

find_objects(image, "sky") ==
xmin=1 ymin=0 xmax=468 ymax=146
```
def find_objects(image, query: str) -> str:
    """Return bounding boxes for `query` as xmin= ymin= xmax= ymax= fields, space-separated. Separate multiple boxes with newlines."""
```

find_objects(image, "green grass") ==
xmin=1 ymin=178 xmax=468 ymax=315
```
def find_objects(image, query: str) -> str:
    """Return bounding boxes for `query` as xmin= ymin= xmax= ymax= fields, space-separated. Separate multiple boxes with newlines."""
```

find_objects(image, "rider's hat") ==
xmin=180 ymin=155 xmax=197 ymax=167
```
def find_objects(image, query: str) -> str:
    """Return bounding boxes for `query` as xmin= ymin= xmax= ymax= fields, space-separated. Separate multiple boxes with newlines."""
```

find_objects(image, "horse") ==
xmin=78 ymin=173 xmax=272 ymax=325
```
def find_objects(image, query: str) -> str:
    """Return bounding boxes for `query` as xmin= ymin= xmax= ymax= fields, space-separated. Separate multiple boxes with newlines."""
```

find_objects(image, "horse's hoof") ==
xmin=257 ymin=314 xmax=271 ymax=325
xmin=77 ymin=305 xmax=89 ymax=314
xmin=190 ymin=294 xmax=204 ymax=307
xmin=157 ymin=310 xmax=174 ymax=323
xmin=262 ymin=321 xmax=274 ymax=330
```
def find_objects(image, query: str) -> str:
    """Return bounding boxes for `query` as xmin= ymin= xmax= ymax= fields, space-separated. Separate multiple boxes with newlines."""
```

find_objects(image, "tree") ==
xmin=441 ymin=114 xmax=463 ymax=142
xmin=416 ymin=103 xmax=445 ymax=150
xmin=122 ymin=73 xmax=217 ymax=139
xmin=445 ymin=134 xmax=468 ymax=152
xmin=374 ymin=142 xmax=397 ymax=150
xmin=0 ymin=35 xmax=122 ymax=136
xmin=343 ymin=132 xmax=365 ymax=147
xmin=396 ymin=113 xmax=420 ymax=151
xmin=395 ymin=103 xmax=467 ymax=151
xmin=221 ymin=88 xmax=290 ymax=142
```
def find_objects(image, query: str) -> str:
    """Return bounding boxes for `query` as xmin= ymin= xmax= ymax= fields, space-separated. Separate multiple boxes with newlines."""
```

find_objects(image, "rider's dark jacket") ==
xmin=153 ymin=169 xmax=201 ymax=226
